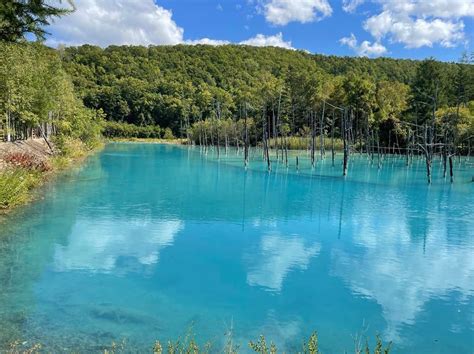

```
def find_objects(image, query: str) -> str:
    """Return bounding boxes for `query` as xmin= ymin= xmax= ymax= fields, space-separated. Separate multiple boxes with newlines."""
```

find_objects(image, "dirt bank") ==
xmin=0 ymin=139 xmax=53 ymax=171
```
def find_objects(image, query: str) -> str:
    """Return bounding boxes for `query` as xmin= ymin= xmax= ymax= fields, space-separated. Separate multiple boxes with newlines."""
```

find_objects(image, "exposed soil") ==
xmin=0 ymin=139 xmax=54 ymax=171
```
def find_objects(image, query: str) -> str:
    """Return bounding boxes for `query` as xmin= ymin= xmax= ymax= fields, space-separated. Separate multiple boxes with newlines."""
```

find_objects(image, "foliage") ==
xmin=61 ymin=45 xmax=473 ymax=149
xmin=0 ymin=0 xmax=73 ymax=42
xmin=103 ymin=121 xmax=162 ymax=139
xmin=0 ymin=167 xmax=41 ymax=210
xmin=0 ymin=42 xmax=103 ymax=147
xmin=436 ymin=101 xmax=474 ymax=148
xmin=267 ymin=136 xmax=344 ymax=151
xmin=153 ymin=328 xmax=211 ymax=354
xmin=249 ymin=335 xmax=277 ymax=354
xmin=301 ymin=331 xmax=319 ymax=354
xmin=359 ymin=335 xmax=392 ymax=354
xmin=147 ymin=332 xmax=390 ymax=354
xmin=163 ymin=127 xmax=175 ymax=140
xmin=409 ymin=59 xmax=448 ymax=125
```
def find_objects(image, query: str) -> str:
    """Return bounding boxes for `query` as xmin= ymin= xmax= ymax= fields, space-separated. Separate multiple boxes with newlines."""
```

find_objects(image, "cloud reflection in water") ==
xmin=54 ymin=217 xmax=183 ymax=274
xmin=246 ymin=231 xmax=320 ymax=292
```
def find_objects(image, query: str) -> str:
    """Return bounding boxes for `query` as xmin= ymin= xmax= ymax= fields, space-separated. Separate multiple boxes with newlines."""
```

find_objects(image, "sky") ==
xmin=45 ymin=0 xmax=474 ymax=62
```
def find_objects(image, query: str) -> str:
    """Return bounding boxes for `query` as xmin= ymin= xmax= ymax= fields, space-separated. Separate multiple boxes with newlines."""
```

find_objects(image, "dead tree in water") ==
xmin=331 ymin=109 xmax=336 ymax=167
xmin=244 ymin=102 xmax=249 ymax=167
xmin=310 ymin=111 xmax=316 ymax=168
xmin=418 ymin=123 xmax=434 ymax=184
xmin=215 ymin=100 xmax=222 ymax=158
xmin=448 ymin=151 xmax=455 ymax=183
xmin=264 ymin=129 xmax=271 ymax=171
xmin=342 ymin=108 xmax=350 ymax=176
xmin=365 ymin=112 xmax=371 ymax=159
xmin=405 ymin=127 xmax=413 ymax=166
xmin=280 ymin=123 xmax=290 ymax=167
xmin=320 ymin=101 xmax=326 ymax=159
xmin=322 ymin=100 xmax=344 ymax=168
xmin=442 ymin=129 xmax=448 ymax=178
xmin=262 ymin=107 xmax=271 ymax=171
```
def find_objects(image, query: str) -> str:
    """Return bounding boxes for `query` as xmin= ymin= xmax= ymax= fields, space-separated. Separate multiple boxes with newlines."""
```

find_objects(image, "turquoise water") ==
xmin=0 ymin=143 xmax=473 ymax=353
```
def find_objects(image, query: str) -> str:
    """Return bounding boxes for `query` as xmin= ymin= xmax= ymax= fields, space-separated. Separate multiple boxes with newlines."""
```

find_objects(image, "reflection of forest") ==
xmin=0 ymin=144 xmax=472 ymax=351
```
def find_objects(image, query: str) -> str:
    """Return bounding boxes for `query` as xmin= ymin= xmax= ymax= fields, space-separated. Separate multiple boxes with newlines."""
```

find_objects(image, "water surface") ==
xmin=0 ymin=143 xmax=473 ymax=352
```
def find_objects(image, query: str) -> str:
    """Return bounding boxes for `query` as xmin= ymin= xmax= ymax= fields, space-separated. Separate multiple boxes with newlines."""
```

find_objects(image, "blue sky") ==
xmin=47 ymin=0 xmax=474 ymax=62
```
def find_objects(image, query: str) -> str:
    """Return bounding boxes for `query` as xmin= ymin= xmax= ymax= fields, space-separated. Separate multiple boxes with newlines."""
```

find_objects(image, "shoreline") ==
xmin=0 ymin=138 xmax=103 ymax=217
xmin=107 ymin=138 xmax=187 ymax=145
xmin=0 ymin=137 xmax=185 ymax=217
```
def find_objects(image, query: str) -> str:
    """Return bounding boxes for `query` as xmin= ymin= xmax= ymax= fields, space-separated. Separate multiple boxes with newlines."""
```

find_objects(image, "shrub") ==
xmin=103 ymin=121 xmax=162 ymax=139
xmin=0 ymin=168 xmax=41 ymax=210
xmin=163 ymin=128 xmax=175 ymax=140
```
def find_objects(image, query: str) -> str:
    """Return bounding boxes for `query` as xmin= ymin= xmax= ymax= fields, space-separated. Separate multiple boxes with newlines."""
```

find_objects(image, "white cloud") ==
xmin=47 ymin=0 xmax=184 ymax=47
xmin=345 ymin=0 xmax=474 ymax=50
xmin=342 ymin=0 xmax=365 ymax=13
xmin=187 ymin=33 xmax=294 ymax=49
xmin=387 ymin=0 xmax=474 ymax=19
xmin=263 ymin=0 xmax=332 ymax=26
xmin=340 ymin=33 xmax=387 ymax=57
xmin=47 ymin=0 xmax=294 ymax=50
xmin=186 ymin=38 xmax=231 ymax=46
xmin=240 ymin=32 xmax=293 ymax=49
xmin=363 ymin=8 xmax=467 ymax=48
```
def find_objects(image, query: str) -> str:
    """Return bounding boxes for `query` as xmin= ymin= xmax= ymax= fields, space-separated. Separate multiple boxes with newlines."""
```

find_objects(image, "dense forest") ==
xmin=1 ymin=43 xmax=473 ymax=150
xmin=61 ymin=45 xmax=473 ymax=152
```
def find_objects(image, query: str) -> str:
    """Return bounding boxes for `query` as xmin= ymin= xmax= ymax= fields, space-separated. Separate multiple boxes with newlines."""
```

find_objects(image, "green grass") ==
xmin=150 ymin=332 xmax=391 ymax=354
xmin=4 ymin=331 xmax=391 ymax=353
xmin=268 ymin=136 xmax=344 ymax=151
xmin=0 ymin=168 xmax=42 ymax=211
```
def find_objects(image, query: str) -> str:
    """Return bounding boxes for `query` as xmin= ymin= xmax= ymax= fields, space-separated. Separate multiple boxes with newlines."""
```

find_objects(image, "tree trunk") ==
xmin=343 ymin=108 xmax=349 ymax=176
xmin=320 ymin=101 xmax=325 ymax=159
xmin=311 ymin=112 xmax=315 ymax=167
xmin=331 ymin=110 xmax=335 ymax=167
xmin=449 ymin=155 xmax=454 ymax=183
xmin=244 ymin=103 xmax=249 ymax=167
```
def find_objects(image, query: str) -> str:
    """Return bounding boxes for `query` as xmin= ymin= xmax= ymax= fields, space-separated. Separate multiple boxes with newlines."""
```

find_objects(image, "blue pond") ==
xmin=0 ymin=143 xmax=473 ymax=352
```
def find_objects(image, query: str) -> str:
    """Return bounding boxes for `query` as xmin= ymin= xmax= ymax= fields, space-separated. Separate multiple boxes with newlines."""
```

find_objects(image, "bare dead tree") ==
xmin=320 ymin=101 xmax=326 ymax=159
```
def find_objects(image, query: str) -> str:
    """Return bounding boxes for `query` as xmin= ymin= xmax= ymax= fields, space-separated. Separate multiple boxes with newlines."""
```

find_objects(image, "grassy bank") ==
xmin=0 ymin=138 xmax=103 ymax=215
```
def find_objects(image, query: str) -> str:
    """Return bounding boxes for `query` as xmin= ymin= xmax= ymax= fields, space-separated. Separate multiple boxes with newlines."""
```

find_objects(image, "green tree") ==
xmin=410 ymin=59 xmax=448 ymax=126
xmin=0 ymin=0 xmax=73 ymax=42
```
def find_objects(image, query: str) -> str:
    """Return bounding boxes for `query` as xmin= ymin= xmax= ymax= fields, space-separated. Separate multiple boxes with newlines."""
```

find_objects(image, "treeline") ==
xmin=0 ymin=42 xmax=103 ymax=149
xmin=61 ymin=44 xmax=473 ymax=151
xmin=103 ymin=121 xmax=174 ymax=139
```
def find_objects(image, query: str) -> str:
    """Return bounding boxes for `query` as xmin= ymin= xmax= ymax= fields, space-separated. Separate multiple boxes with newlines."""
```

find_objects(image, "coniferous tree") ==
xmin=0 ymin=0 xmax=73 ymax=42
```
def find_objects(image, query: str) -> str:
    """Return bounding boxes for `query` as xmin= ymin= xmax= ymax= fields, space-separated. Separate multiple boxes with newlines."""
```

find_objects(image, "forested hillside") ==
xmin=61 ymin=45 xmax=472 ymax=147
